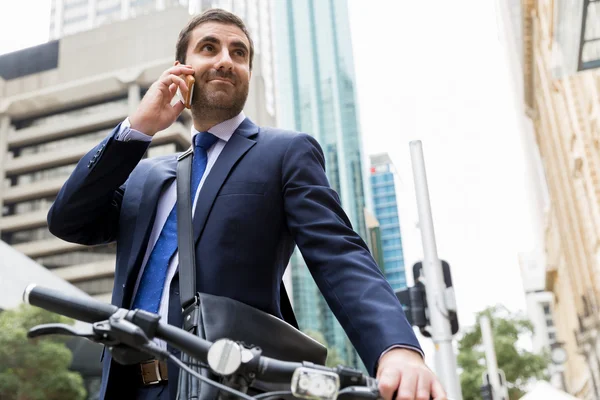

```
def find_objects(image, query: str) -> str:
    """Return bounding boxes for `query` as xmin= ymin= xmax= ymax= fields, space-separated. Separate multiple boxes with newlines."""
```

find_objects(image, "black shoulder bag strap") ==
xmin=175 ymin=148 xmax=299 ymax=329
xmin=176 ymin=147 xmax=197 ymax=314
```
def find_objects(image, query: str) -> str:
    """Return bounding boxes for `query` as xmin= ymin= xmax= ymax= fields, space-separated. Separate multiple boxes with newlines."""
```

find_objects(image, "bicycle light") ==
xmin=291 ymin=367 xmax=340 ymax=400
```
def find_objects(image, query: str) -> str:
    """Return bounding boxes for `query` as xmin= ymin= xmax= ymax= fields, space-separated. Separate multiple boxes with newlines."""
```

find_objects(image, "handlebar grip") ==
xmin=24 ymin=284 xmax=118 ymax=323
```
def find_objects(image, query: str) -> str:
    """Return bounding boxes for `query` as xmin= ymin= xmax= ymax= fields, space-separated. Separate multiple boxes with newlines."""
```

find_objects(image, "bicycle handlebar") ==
xmin=25 ymin=283 xmax=118 ymax=322
xmin=23 ymin=284 xmax=372 ymax=395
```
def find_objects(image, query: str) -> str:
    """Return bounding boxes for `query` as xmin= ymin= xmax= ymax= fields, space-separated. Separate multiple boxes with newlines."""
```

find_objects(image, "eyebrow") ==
xmin=230 ymin=40 xmax=249 ymax=54
xmin=195 ymin=35 xmax=249 ymax=54
xmin=195 ymin=35 xmax=220 ymax=49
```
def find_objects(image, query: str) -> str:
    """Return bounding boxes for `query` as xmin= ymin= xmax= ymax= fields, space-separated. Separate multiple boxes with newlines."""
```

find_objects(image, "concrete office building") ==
xmin=369 ymin=153 xmax=407 ymax=292
xmin=49 ymin=0 xmax=277 ymax=120
xmin=498 ymin=0 xmax=600 ymax=397
xmin=0 ymin=6 xmax=276 ymax=304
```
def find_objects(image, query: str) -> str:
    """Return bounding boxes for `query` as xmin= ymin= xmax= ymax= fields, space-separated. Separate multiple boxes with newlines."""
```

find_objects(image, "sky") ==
xmin=0 ymin=0 xmax=539 ymax=366
xmin=346 ymin=0 xmax=533 ymax=317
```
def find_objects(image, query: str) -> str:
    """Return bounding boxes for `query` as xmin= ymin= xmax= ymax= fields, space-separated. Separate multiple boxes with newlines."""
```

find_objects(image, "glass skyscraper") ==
xmin=273 ymin=0 xmax=368 ymax=369
xmin=370 ymin=154 xmax=407 ymax=291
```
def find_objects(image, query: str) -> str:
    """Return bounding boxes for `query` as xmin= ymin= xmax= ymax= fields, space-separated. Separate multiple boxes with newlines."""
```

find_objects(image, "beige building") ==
xmin=0 ymin=6 xmax=275 ymax=304
xmin=498 ymin=0 xmax=600 ymax=398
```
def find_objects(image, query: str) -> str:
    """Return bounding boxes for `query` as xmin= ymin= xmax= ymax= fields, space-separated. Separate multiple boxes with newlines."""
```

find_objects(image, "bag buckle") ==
xmin=182 ymin=296 xmax=199 ymax=332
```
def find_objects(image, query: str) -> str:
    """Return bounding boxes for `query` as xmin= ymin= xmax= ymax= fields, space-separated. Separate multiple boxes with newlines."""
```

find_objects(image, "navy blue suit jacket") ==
xmin=47 ymin=117 xmax=421 ymax=399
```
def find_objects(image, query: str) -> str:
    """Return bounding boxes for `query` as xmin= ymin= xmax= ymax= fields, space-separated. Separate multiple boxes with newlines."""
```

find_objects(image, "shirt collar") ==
xmin=190 ymin=111 xmax=246 ymax=143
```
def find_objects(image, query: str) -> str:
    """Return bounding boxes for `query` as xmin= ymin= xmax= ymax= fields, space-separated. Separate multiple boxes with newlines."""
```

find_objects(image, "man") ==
xmin=47 ymin=8 xmax=446 ymax=400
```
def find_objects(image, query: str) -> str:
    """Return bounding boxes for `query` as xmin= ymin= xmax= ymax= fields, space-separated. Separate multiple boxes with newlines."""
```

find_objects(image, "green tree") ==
xmin=303 ymin=329 xmax=345 ymax=368
xmin=457 ymin=305 xmax=550 ymax=400
xmin=0 ymin=304 xmax=87 ymax=400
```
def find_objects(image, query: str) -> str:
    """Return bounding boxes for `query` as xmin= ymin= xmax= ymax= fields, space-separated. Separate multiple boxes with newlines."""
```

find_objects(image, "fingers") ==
xmin=431 ymin=379 xmax=447 ymax=400
xmin=415 ymin=374 xmax=432 ymax=400
xmin=168 ymin=83 xmax=178 ymax=98
xmin=162 ymin=64 xmax=194 ymax=77
xmin=160 ymin=74 xmax=189 ymax=98
xmin=159 ymin=64 xmax=194 ymax=97
xmin=378 ymin=369 xmax=400 ymax=400
xmin=397 ymin=370 xmax=417 ymax=400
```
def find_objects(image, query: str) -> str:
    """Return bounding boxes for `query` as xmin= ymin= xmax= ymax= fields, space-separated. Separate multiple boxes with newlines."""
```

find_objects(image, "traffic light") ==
xmin=413 ymin=260 xmax=459 ymax=335
xmin=396 ymin=283 xmax=429 ymax=334
xmin=395 ymin=260 xmax=459 ymax=337
xmin=480 ymin=383 xmax=494 ymax=400
xmin=482 ymin=370 xmax=508 ymax=400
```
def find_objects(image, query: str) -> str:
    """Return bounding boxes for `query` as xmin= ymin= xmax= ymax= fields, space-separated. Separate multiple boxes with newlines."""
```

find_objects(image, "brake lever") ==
xmin=337 ymin=386 xmax=381 ymax=399
xmin=27 ymin=323 xmax=98 ymax=340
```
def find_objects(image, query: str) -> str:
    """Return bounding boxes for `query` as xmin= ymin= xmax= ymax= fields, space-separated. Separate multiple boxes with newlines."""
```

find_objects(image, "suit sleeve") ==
xmin=281 ymin=133 xmax=422 ymax=375
xmin=47 ymin=123 xmax=150 ymax=245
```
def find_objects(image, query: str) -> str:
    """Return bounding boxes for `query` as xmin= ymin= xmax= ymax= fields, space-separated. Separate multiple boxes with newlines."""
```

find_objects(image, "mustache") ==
xmin=206 ymin=69 xmax=236 ymax=83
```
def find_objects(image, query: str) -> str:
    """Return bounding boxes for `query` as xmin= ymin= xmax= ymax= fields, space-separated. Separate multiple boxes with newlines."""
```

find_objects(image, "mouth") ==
xmin=209 ymin=78 xmax=234 ymax=85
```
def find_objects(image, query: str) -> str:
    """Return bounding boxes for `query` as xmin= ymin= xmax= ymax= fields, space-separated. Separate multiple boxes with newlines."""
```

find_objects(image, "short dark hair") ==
xmin=175 ymin=8 xmax=254 ymax=70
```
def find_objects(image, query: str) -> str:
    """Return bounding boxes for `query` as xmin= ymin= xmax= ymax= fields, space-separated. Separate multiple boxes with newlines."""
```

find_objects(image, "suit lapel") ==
xmin=120 ymin=157 xmax=177 ymax=306
xmin=192 ymin=118 xmax=258 ymax=243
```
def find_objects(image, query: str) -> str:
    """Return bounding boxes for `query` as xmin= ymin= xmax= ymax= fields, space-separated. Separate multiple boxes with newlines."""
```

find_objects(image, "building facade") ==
xmin=370 ymin=153 xmax=407 ymax=292
xmin=50 ymin=0 xmax=183 ymax=39
xmin=518 ymin=253 xmax=557 ymax=353
xmin=502 ymin=0 xmax=600 ymax=398
xmin=49 ymin=0 xmax=277 ymax=122
xmin=0 ymin=6 xmax=276 ymax=304
xmin=273 ymin=0 xmax=369 ymax=368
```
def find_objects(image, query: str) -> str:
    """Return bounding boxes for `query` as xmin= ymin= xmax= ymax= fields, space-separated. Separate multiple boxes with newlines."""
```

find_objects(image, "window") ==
xmin=64 ymin=13 xmax=88 ymax=24
xmin=382 ymin=227 xmax=398 ymax=236
xmin=97 ymin=4 xmax=121 ymax=16
xmin=548 ymin=332 xmax=556 ymax=341
xmin=74 ymin=277 xmax=114 ymax=295
xmin=543 ymin=304 xmax=551 ymax=315
xmin=13 ymin=164 xmax=77 ymax=185
xmin=10 ymin=197 xmax=56 ymax=216
xmin=37 ymin=243 xmax=116 ymax=269
xmin=14 ymin=96 xmax=127 ymax=130
xmin=64 ymin=0 xmax=88 ymax=10
xmin=1 ymin=227 xmax=55 ymax=245
xmin=16 ymin=128 xmax=110 ymax=157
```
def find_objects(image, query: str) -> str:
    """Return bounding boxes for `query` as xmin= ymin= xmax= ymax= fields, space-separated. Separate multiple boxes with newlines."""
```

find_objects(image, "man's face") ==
xmin=182 ymin=22 xmax=251 ymax=114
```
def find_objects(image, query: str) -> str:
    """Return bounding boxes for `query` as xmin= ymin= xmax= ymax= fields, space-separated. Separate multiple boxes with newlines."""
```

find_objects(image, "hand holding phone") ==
xmin=129 ymin=64 xmax=195 ymax=136
xmin=183 ymin=75 xmax=195 ymax=109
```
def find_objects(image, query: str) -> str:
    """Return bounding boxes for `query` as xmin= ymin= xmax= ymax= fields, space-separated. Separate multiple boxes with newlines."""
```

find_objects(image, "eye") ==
xmin=234 ymin=49 xmax=246 ymax=57
xmin=201 ymin=44 xmax=214 ymax=52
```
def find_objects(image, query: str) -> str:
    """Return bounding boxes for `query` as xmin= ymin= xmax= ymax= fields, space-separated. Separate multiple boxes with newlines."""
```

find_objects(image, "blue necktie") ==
xmin=132 ymin=131 xmax=218 ymax=313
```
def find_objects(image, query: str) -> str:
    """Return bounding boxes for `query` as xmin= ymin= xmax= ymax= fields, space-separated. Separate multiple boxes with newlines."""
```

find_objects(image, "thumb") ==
xmin=377 ymin=368 xmax=400 ymax=400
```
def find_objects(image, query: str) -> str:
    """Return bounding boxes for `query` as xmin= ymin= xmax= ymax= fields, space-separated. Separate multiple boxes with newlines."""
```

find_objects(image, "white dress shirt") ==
xmin=115 ymin=111 xmax=246 ymax=348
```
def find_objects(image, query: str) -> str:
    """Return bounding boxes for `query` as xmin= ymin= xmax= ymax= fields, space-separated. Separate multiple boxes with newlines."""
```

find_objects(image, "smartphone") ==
xmin=183 ymin=75 xmax=195 ymax=109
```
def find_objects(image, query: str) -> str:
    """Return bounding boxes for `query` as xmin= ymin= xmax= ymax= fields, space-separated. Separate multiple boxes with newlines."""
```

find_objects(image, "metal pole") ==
xmin=480 ymin=315 xmax=501 ymax=399
xmin=409 ymin=140 xmax=463 ymax=400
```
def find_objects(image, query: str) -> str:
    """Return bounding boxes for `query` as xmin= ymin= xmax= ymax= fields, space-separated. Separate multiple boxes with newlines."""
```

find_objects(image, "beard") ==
xmin=191 ymin=70 xmax=249 ymax=120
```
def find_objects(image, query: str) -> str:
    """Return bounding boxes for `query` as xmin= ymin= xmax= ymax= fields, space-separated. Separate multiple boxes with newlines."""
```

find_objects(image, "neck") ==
xmin=191 ymin=108 xmax=239 ymax=132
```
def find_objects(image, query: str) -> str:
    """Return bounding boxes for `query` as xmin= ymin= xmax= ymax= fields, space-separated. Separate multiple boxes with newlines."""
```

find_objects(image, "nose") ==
xmin=215 ymin=48 xmax=233 ymax=71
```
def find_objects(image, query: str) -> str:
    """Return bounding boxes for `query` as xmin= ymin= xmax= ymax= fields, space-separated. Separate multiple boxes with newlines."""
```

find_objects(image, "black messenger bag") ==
xmin=175 ymin=148 xmax=327 ymax=400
